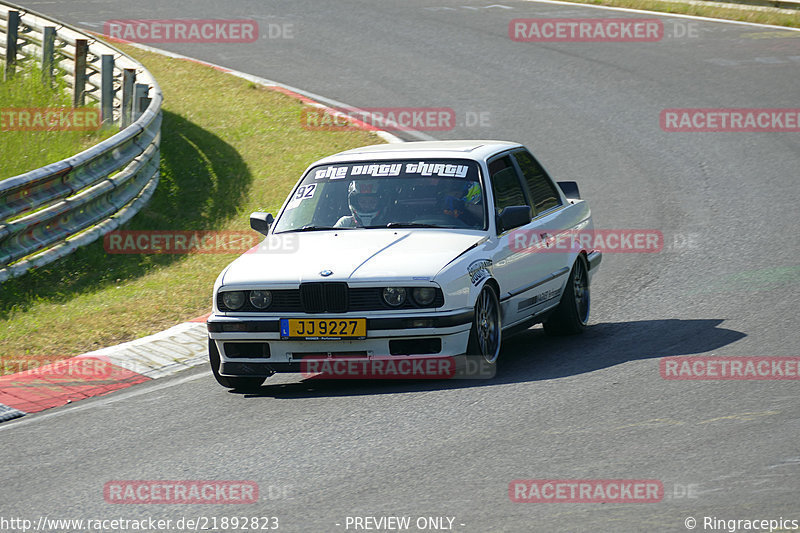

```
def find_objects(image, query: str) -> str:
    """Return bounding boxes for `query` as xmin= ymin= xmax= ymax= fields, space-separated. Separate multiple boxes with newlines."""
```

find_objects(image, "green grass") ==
xmin=0 ymin=43 xmax=382 ymax=374
xmin=560 ymin=0 xmax=800 ymax=28
xmin=0 ymin=62 xmax=115 ymax=180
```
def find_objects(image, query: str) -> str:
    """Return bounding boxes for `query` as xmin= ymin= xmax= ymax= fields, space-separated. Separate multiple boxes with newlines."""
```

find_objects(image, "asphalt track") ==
xmin=1 ymin=1 xmax=799 ymax=531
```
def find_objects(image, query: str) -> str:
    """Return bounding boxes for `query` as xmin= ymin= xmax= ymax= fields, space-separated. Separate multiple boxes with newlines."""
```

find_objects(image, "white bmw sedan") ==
xmin=208 ymin=140 xmax=601 ymax=389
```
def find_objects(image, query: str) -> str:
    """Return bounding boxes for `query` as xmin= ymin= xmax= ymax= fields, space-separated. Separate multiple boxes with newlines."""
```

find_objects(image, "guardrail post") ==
xmin=4 ymin=10 xmax=20 ymax=80
xmin=41 ymin=26 xmax=56 ymax=86
xmin=101 ymin=54 xmax=114 ymax=125
xmin=0 ymin=7 xmax=162 ymax=283
xmin=121 ymin=68 xmax=136 ymax=129
xmin=133 ymin=83 xmax=150 ymax=121
xmin=73 ymin=39 xmax=88 ymax=107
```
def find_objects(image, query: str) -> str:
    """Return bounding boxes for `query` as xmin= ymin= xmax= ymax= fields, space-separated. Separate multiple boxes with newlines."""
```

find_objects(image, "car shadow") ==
xmin=234 ymin=318 xmax=746 ymax=399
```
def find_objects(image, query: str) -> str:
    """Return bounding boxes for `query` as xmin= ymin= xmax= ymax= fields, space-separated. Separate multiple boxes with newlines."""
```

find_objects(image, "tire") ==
xmin=208 ymin=338 xmax=267 ymax=391
xmin=467 ymin=285 xmax=502 ymax=364
xmin=543 ymin=255 xmax=590 ymax=336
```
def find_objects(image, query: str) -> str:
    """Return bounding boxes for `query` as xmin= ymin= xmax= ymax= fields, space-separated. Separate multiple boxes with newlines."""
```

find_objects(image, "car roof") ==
xmin=313 ymin=140 xmax=523 ymax=165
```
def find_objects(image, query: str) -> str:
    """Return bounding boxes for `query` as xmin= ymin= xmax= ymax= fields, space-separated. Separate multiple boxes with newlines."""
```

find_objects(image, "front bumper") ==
xmin=208 ymin=309 xmax=474 ymax=376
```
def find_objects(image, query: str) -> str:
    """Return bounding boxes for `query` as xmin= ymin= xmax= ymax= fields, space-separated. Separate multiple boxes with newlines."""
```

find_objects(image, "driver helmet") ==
xmin=348 ymin=180 xmax=385 ymax=225
xmin=463 ymin=182 xmax=482 ymax=205
xmin=442 ymin=181 xmax=482 ymax=217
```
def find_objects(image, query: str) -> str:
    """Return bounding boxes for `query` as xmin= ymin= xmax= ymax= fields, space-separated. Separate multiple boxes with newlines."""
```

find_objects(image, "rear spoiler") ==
xmin=557 ymin=181 xmax=581 ymax=203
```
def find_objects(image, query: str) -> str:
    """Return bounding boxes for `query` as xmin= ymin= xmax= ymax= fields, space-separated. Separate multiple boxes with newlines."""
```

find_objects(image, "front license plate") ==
xmin=280 ymin=318 xmax=367 ymax=340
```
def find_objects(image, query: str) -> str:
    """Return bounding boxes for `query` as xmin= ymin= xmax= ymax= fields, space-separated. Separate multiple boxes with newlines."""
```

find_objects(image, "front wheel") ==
xmin=208 ymin=338 xmax=267 ymax=391
xmin=467 ymin=285 xmax=502 ymax=364
xmin=543 ymin=256 xmax=590 ymax=336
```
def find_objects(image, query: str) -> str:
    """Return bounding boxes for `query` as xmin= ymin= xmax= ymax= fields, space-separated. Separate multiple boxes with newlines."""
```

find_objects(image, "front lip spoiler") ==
xmin=207 ymin=310 xmax=474 ymax=333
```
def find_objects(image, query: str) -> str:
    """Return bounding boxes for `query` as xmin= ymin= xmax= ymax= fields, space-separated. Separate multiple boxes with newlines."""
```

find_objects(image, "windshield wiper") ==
xmin=279 ymin=225 xmax=352 ymax=233
xmin=383 ymin=222 xmax=441 ymax=229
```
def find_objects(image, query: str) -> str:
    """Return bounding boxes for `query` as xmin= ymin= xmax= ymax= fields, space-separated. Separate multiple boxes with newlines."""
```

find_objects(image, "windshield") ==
xmin=273 ymin=159 xmax=486 ymax=232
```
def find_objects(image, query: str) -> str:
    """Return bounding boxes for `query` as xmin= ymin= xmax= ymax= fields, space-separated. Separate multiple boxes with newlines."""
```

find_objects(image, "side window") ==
xmin=489 ymin=156 xmax=528 ymax=212
xmin=513 ymin=150 xmax=562 ymax=215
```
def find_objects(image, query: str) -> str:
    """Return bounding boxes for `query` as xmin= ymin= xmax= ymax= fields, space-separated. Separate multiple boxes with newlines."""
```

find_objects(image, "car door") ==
xmin=508 ymin=149 xmax=576 ymax=318
xmin=485 ymin=153 xmax=545 ymax=327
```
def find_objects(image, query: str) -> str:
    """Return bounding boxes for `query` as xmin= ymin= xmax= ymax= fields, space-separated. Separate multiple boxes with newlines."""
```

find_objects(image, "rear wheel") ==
xmin=208 ymin=338 xmax=267 ymax=391
xmin=467 ymin=285 xmax=502 ymax=364
xmin=543 ymin=256 xmax=590 ymax=336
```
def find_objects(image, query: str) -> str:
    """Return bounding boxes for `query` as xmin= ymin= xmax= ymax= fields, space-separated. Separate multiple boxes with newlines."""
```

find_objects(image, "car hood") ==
xmin=221 ymin=229 xmax=485 ymax=286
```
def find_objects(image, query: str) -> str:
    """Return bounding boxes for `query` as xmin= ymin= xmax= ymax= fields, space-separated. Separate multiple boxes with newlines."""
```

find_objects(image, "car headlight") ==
xmin=412 ymin=287 xmax=436 ymax=306
xmin=382 ymin=287 xmax=407 ymax=307
xmin=221 ymin=291 xmax=245 ymax=310
xmin=249 ymin=290 xmax=273 ymax=309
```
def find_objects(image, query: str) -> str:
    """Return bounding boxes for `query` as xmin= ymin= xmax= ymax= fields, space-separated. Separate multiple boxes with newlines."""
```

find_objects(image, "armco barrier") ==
xmin=0 ymin=2 xmax=162 ymax=282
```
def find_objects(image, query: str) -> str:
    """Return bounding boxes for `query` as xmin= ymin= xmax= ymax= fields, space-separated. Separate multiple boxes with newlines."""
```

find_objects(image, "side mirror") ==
xmin=557 ymin=181 xmax=581 ymax=202
xmin=497 ymin=205 xmax=531 ymax=233
xmin=250 ymin=212 xmax=274 ymax=236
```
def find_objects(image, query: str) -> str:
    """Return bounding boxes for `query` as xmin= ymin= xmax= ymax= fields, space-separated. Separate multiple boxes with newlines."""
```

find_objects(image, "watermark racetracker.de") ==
xmin=104 ymin=480 xmax=259 ymax=504
xmin=661 ymin=108 xmax=800 ymax=132
xmin=1 ymin=108 xmax=101 ymax=131
xmin=103 ymin=230 xmax=297 ymax=254
xmin=103 ymin=19 xmax=260 ymax=43
xmin=300 ymin=355 xmax=496 ymax=380
xmin=300 ymin=106 xmax=492 ymax=131
xmin=0 ymin=357 xmax=112 ymax=378
xmin=510 ymin=18 xmax=662 ymax=42
xmin=509 ymin=228 xmax=664 ymax=254
xmin=660 ymin=357 xmax=800 ymax=380
xmin=509 ymin=19 xmax=700 ymax=42
xmin=509 ymin=479 xmax=664 ymax=502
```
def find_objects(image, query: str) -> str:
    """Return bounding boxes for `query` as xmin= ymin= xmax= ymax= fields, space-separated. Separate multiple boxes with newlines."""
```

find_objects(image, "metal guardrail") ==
xmin=0 ymin=1 xmax=162 ymax=282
